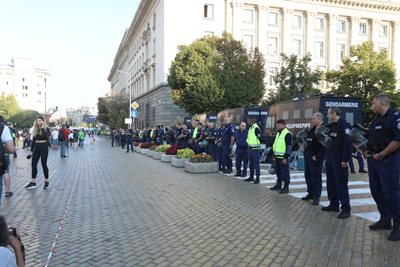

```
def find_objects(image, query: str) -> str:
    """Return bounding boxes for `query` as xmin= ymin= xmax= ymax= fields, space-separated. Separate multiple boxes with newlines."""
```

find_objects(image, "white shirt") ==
xmin=29 ymin=127 xmax=33 ymax=140
xmin=0 ymin=246 xmax=17 ymax=267
xmin=51 ymin=130 xmax=59 ymax=139
xmin=1 ymin=125 xmax=13 ymax=143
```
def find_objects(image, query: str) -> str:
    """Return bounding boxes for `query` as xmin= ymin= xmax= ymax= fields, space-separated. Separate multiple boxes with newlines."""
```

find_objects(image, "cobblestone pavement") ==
xmin=1 ymin=137 xmax=400 ymax=266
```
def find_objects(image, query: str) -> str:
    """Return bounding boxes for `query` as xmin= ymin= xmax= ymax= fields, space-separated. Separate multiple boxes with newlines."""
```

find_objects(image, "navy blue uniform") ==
xmin=325 ymin=118 xmax=352 ymax=212
xmin=217 ymin=127 xmax=225 ymax=170
xmin=235 ymin=129 xmax=248 ymax=177
xmin=304 ymin=126 xmax=326 ymax=199
xmin=367 ymin=107 xmax=400 ymax=222
xmin=222 ymin=123 xmax=236 ymax=172
xmin=206 ymin=127 xmax=218 ymax=161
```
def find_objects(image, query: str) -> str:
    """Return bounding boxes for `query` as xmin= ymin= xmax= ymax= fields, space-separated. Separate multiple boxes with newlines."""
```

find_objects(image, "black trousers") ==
xmin=32 ymin=143 xmax=49 ymax=179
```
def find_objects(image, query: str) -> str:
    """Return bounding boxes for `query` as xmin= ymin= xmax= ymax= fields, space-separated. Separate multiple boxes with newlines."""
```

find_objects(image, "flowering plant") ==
xmin=190 ymin=153 xmax=213 ymax=163
xmin=149 ymin=144 xmax=157 ymax=150
xmin=139 ymin=143 xmax=153 ymax=149
xmin=177 ymin=148 xmax=195 ymax=159
xmin=165 ymin=145 xmax=180 ymax=155
xmin=155 ymin=144 xmax=171 ymax=152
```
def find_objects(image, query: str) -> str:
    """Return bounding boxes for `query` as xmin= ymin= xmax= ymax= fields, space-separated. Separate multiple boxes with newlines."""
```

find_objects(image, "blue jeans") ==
xmin=0 ymin=175 xmax=3 ymax=204
xmin=60 ymin=141 xmax=68 ymax=157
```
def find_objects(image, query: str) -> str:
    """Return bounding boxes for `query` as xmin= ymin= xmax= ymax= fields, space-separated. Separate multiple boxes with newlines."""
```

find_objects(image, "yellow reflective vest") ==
xmin=246 ymin=123 xmax=261 ymax=148
xmin=273 ymin=128 xmax=291 ymax=158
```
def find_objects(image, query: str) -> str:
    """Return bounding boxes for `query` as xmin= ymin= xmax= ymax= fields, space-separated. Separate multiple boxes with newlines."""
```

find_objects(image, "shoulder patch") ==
xmin=345 ymin=128 xmax=350 ymax=135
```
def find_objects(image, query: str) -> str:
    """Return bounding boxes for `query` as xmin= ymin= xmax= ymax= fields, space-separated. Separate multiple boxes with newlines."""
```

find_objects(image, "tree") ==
xmin=7 ymin=110 xmax=40 ymax=128
xmin=0 ymin=94 xmax=21 ymax=120
xmin=96 ymin=94 xmax=129 ymax=129
xmin=168 ymin=33 xmax=266 ymax=114
xmin=97 ymin=96 xmax=109 ymax=125
xmin=326 ymin=41 xmax=398 ymax=122
xmin=268 ymin=53 xmax=322 ymax=104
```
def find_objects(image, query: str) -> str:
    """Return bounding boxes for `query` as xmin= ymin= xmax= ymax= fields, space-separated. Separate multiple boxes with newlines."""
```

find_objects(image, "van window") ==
xmin=345 ymin=112 xmax=354 ymax=125
xmin=266 ymin=116 xmax=275 ymax=129
xmin=282 ymin=111 xmax=289 ymax=120
xmin=305 ymin=108 xmax=313 ymax=118
xmin=293 ymin=109 xmax=300 ymax=119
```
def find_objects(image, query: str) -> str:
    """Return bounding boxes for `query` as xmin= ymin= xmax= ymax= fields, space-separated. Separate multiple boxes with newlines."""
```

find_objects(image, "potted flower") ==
xmin=153 ymin=144 xmax=171 ymax=160
xmin=161 ymin=145 xmax=179 ymax=163
xmin=146 ymin=144 xmax=157 ymax=157
xmin=139 ymin=142 xmax=152 ymax=155
xmin=185 ymin=153 xmax=218 ymax=173
xmin=171 ymin=148 xmax=194 ymax=168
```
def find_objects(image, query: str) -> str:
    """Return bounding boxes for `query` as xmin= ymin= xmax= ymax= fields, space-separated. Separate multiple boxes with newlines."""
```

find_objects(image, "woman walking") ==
xmin=25 ymin=116 xmax=50 ymax=190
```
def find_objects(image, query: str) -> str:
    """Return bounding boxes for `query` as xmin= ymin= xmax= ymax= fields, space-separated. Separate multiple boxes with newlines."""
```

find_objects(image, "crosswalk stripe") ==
xmin=287 ymin=181 xmax=368 ymax=190
xmin=290 ymin=188 xmax=371 ymax=198
xmin=320 ymin=198 xmax=375 ymax=207
xmin=354 ymin=212 xmax=380 ymax=222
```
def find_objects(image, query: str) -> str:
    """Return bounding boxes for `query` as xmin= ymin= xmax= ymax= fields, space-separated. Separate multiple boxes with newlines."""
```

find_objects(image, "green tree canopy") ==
xmin=326 ymin=41 xmax=398 ymax=122
xmin=168 ymin=32 xmax=266 ymax=115
xmin=96 ymin=94 xmax=129 ymax=129
xmin=7 ymin=110 xmax=40 ymax=128
xmin=267 ymin=53 xmax=322 ymax=104
xmin=0 ymin=94 xmax=21 ymax=120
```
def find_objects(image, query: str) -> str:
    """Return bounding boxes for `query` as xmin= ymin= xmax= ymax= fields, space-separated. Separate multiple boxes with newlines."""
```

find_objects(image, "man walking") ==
xmin=235 ymin=122 xmax=248 ymax=178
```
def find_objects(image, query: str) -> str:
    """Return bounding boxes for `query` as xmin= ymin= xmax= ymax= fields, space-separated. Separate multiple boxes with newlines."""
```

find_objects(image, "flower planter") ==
xmin=161 ymin=154 xmax=175 ymax=163
xmin=171 ymin=157 xmax=188 ymax=168
xmin=184 ymin=161 xmax=218 ymax=174
xmin=134 ymin=146 xmax=140 ymax=153
xmin=146 ymin=149 xmax=154 ymax=157
xmin=140 ymin=148 xmax=149 ymax=155
xmin=153 ymin=151 xmax=163 ymax=160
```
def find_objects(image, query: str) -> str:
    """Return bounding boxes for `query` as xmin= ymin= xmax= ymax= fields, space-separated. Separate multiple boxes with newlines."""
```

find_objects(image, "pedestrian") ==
xmin=235 ymin=122 xmax=248 ymax=178
xmin=302 ymin=112 xmax=326 ymax=205
xmin=270 ymin=119 xmax=292 ymax=193
xmin=126 ymin=129 xmax=133 ymax=153
xmin=245 ymin=117 xmax=262 ymax=184
xmin=321 ymin=107 xmax=352 ymax=219
xmin=216 ymin=122 xmax=225 ymax=171
xmin=51 ymin=127 xmax=59 ymax=149
xmin=365 ymin=95 xmax=400 ymax=241
xmin=78 ymin=128 xmax=85 ymax=148
xmin=25 ymin=116 xmax=51 ymax=190
xmin=58 ymin=125 xmax=68 ymax=157
xmin=206 ymin=122 xmax=218 ymax=161
xmin=221 ymin=117 xmax=236 ymax=174
xmin=0 ymin=117 xmax=16 ymax=202
xmin=349 ymin=150 xmax=367 ymax=173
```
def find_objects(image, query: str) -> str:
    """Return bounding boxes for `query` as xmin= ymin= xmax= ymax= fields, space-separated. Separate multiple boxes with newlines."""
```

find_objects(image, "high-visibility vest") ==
xmin=272 ymin=128 xmax=290 ymax=158
xmin=192 ymin=127 xmax=198 ymax=139
xmin=246 ymin=123 xmax=261 ymax=148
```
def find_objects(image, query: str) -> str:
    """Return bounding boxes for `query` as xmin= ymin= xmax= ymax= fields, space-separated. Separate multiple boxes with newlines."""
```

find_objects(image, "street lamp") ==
xmin=116 ymin=69 xmax=132 ymax=129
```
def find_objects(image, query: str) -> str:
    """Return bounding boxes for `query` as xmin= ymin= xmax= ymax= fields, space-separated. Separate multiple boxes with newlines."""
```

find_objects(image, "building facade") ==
xmin=66 ymin=106 xmax=97 ymax=127
xmin=108 ymin=0 xmax=400 ymax=128
xmin=0 ymin=57 xmax=50 ymax=113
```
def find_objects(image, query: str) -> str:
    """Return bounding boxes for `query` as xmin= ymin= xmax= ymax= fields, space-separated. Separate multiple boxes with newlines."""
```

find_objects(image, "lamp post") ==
xmin=116 ymin=69 xmax=132 ymax=129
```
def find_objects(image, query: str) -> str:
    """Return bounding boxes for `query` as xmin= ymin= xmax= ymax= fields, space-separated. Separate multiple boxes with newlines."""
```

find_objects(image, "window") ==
xmin=315 ymin=41 xmax=324 ymax=58
xmin=292 ymin=15 xmax=302 ymax=28
xmin=243 ymin=9 xmax=254 ymax=23
xmin=282 ymin=111 xmax=289 ymax=120
xmin=22 ymin=78 xmax=25 ymax=82
xmin=337 ymin=20 xmax=346 ymax=33
xmin=268 ymin=12 xmax=278 ymax=26
xmin=38 ymin=91 xmax=41 ymax=95
xmin=203 ymin=4 xmax=214 ymax=18
xmin=268 ymin=67 xmax=278 ymax=85
xmin=204 ymin=31 xmax=214 ymax=36
xmin=305 ymin=108 xmax=313 ymax=119
xmin=292 ymin=39 xmax=302 ymax=56
xmin=337 ymin=43 xmax=346 ymax=59
xmin=315 ymin=18 xmax=324 ymax=31
xmin=345 ymin=112 xmax=354 ymax=125
xmin=359 ymin=22 xmax=367 ymax=35
xmin=243 ymin=34 xmax=253 ymax=49
xmin=380 ymin=25 xmax=388 ymax=37
xmin=293 ymin=109 xmax=301 ymax=119
xmin=266 ymin=116 xmax=275 ymax=129
xmin=268 ymin=37 xmax=278 ymax=56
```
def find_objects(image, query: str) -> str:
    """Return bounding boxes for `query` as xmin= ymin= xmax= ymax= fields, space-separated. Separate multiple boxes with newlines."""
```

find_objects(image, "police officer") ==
xmin=206 ymin=122 xmax=218 ymax=161
xmin=215 ymin=122 xmax=225 ymax=171
xmin=365 ymin=95 xmax=400 ymax=241
xmin=222 ymin=117 xmax=236 ymax=174
xmin=126 ymin=129 xmax=133 ymax=153
xmin=245 ymin=117 xmax=262 ymax=184
xmin=235 ymin=122 xmax=248 ymax=178
xmin=270 ymin=119 xmax=292 ymax=193
xmin=321 ymin=107 xmax=352 ymax=219
xmin=302 ymin=112 xmax=326 ymax=205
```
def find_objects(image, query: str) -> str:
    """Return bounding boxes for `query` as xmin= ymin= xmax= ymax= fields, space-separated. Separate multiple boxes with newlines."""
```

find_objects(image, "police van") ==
xmin=265 ymin=95 xmax=363 ymax=137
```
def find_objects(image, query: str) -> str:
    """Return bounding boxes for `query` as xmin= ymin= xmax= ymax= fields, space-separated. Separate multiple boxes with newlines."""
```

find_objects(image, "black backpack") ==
xmin=0 ymin=123 xmax=7 ymax=176
xmin=58 ymin=130 xmax=65 ymax=142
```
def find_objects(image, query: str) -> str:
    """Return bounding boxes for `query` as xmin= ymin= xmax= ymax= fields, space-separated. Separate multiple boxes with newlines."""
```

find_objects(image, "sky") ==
xmin=0 ymin=0 xmax=141 ymax=117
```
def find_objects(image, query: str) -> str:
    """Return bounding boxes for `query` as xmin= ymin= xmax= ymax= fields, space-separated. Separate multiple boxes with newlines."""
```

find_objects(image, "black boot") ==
xmin=301 ymin=194 xmax=313 ymax=201
xmin=253 ymin=176 xmax=260 ymax=184
xmin=234 ymin=172 xmax=241 ymax=177
xmin=369 ymin=217 xmax=392 ymax=230
xmin=388 ymin=220 xmax=400 ymax=241
xmin=244 ymin=176 xmax=254 ymax=182
xmin=223 ymin=168 xmax=232 ymax=174
xmin=270 ymin=182 xmax=282 ymax=191
xmin=279 ymin=183 xmax=289 ymax=194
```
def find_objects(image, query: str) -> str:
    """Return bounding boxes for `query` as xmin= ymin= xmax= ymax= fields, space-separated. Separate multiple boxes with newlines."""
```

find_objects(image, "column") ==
xmin=282 ymin=8 xmax=293 ymax=54
xmin=371 ymin=19 xmax=380 ymax=50
xmin=393 ymin=21 xmax=400 ymax=89
xmin=231 ymin=1 xmax=242 ymax=40
xmin=257 ymin=5 xmax=268 ymax=54
xmin=350 ymin=16 xmax=360 ymax=46
xmin=306 ymin=11 xmax=315 ymax=54
xmin=328 ymin=14 xmax=338 ymax=70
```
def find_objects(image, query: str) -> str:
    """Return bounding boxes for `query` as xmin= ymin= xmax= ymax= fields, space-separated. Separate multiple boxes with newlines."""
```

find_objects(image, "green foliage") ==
xmin=96 ymin=94 xmax=129 ymax=129
xmin=267 ymin=53 xmax=322 ymax=104
xmin=326 ymin=41 xmax=398 ymax=122
xmin=177 ymin=148 xmax=195 ymax=159
xmin=0 ymin=94 xmax=21 ymax=120
xmin=155 ymin=144 xmax=171 ymax=152
xmin=168 ymin=32 xmax=266 ymax=114
xmin=7 ymin=110 xmax=40 ymax=128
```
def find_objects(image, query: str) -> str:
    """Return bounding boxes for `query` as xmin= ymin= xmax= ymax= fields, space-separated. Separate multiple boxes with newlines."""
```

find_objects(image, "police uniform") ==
xmin=217 ymin=126 xmax=225 ymax=171
xmin=207 ymin=127 xmax=218 ymax=161
xmin=323 ymin=117 xmax=352 ymax=217
xmin=367 ymin=107 xmax=400 ymax=240
xmin=222 ymin=123 xmax=236 ymax=173
xmin=235 ymin=128 xmax=248 ymax=177
xmin=303 ymin=126 xmax=326 ymax=204
xmin=246 ymin=123 xmax=262 ymax=183
xmin=271 ymin=128 xmax=292 ymax=193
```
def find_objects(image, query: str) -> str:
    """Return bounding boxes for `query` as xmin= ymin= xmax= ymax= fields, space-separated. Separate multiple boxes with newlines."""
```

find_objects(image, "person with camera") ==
xmin=0 ymin=117 xmax=16 ymax=203
xmin=0 ymin=216 xmax=25 ymax=267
